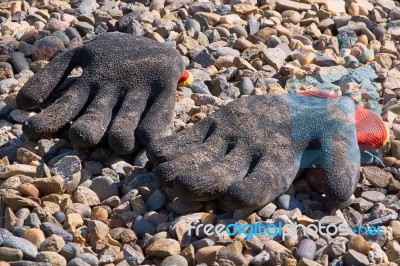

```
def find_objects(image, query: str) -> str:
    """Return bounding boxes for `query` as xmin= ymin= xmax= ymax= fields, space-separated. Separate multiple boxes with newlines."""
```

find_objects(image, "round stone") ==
xmin=281 ymin=10 xmax=301 ymax=24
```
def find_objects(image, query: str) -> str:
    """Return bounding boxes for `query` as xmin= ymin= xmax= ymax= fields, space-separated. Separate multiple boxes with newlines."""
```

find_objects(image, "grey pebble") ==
xmin=89 ymin=175 xmax=119 ymax=202
xmin=75 ymin=21 xmax=95 ymax=35
xmin=61 ymin=242 xmax=81 ymax=261
xmin=185 ymin=19 xmax=201 ymax=34
xmin=78 ymin=0 xmax=98 ymax=14
xmin=24 ymin=213 xmax=41 ymax=228
xmin=40 ymin=222 xmax=73 ymax=242
xmin=266 ymin=35 xmax=281 ymax=48
xmin=239 ymin=77 xmax=254 ymax=95
xmin=277 ymin=194 xmax=305 ymax=212
xmin=250 ymin=250 xmax=270 ymax=265
xmin=51 ymin=155 xmax=81 ymax=177
xmin=193 ymin=49 xmax=216 ymax=68
xmin=77 ymin=253 xmax=99 ymax=266
xmin=146 ymin=189 xmax=167 ymax=211
xmin=295 ymin=239 xmax=316 ymax=260
xmin=53 ymin=211 xmax=66 ymax=224
xmin=65 ymin=27 xmax=82 ymax=40
xmin=123 ymin=244 xmax=144 ymax=266
xmin=9 ymin=261 xmax=51 ymax=266
xmin=0 ymin=78 xmax=19 ymax=94
xmin=132 ymin=216 xmax=155 ymax=238
xmin=160 ymin=255 xmax=188 ymax=266
xmin=361 ymin=191 xmax=386 ymax=202
xmin=11 ymin=52 xmax=29 ymax=73
xmin=52 ymin=31 xmax=70 ymax=46
xmin=190 ymin=79 xmax=211 ymax=95
xmin=3 ymin=235 xmax=38 ymax=260
xmin=231 ymin=25 xmax=248 ymax=38
xmin=68 ymin=258 xmax=91 ymax=266
xmin=215 ymin=47 xmax=240 ymax=57
xmin=18 ymin=41 xmax=37 ymax=57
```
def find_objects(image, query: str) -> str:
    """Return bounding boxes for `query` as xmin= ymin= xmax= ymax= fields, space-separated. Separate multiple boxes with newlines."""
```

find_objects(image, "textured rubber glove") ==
xmin=16 ymin=32 xmax=186 ymax=154
xmin=147 ymin=93 xmax=386 ymax=210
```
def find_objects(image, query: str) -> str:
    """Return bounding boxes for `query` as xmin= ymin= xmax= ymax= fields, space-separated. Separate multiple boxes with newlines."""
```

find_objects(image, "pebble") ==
xmin=276 ymin=194 xmax=304 ymax=212
xmin=74 ymin=22 xmax=94 ymax=35
xmin=295 ymin=239 xmax=316 ymax=260
xmin=250 ymin=250 xmax=270 ymax=265
xmin=361 ymin=191 xmax=386 ymax=202
xmin=132 ymin=216 xmax=155 ymax=238
xmin=195 ymin=246 xmax=224 ymax=265
xmin=89 ymin=176 xmax=119 ymax=202
xmin=40 ymin=222 xmax=73 ymax=242
xmin=71 ymin=253 xmax=96 ymax=266
xmin=362 ymin=166 xmax=391 ymax=188
xmin=160 ymin=255 xmax=188 ymax=266
xmin=3 ymin=236 xmax=38 ymax=260
xmin=170 ymin=197 xmax=203 ymax=214
xmin=343 ymin=249 xmax=369 ymax=266
xmin=239 ymin=77 xmax=254 ymax=95
xmin=146 ymin=189 xmax=167 ymax=211
xmin=88 ymin=220 xmax=109 ymax=246
xmin=68 ymin=258 xmax=91 ymax=266
xmin=0 ymin=247 xmax=23 ymax=261
xmin=11 ymin=52 xmax=29 ymax=73
xmin=36 ymin=251 xmax=67 ymax=266
xmin=146 ymin=238 xmax=181 ymax=258
xmin=0 ymin=79 xmax=19 ymax=94
xmin=23 ymin=228 xmax=45 ymax=248
xmin=17 ymin=183 xmax=39 ymax=198
xmin=60 ymin=242 xmax=81 ymax=262
xmin=32 ymin=176 xmax=64 ymax=196
xmin=348 ymin=235 xmax=371 ymax=255
xmin=40 ymin=234 xmax=65 ymax=252
xmin=72 ymin=186 xmax=100 ymax=207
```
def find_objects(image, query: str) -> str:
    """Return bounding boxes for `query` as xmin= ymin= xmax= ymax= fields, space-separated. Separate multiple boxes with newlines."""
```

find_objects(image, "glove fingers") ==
xmin=172 ymin=143 xmax=251 ymax=201
xmin=69 ymin=84 xmax=119 ymax=148
xmin=135 ymin=85 xmax=176 ymax=147
xmin=146 ymin=117 xmax=216 ymax=164
xmin=225 ymin=156 xmax=301 ymax=210
xmin=108 ymin=89 xmax=148 ymax=154
xmin=22 ymin=78 xmax=91 ymax=139
xmin=154 ymin=132 xmax=228 ymax=185
xmin=321 ymin=136 xmax=360 ymax=202
xmin=320 ymin=97 xmax=360 ymax=202
xmin=16 ymin=48 xmax=79 ymax=110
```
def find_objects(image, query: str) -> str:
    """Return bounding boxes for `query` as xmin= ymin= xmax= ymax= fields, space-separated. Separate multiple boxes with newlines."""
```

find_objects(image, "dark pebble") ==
xmin=77 ymin=252 xmax=99 ymax=266
xmin=11 ymin=52 xmax=29 ymax=73
xmin=53 ymin=211 xmax=66 ymax=224
xmin=40 ymin=222 xmax=73 ymax=242
xmin=132 ymin=216 xmax=155 ymax=238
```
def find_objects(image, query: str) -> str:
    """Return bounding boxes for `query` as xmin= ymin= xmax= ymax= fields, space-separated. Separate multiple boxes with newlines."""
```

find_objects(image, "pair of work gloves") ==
xmin=16 ymin=33 xmax=388 ymax=210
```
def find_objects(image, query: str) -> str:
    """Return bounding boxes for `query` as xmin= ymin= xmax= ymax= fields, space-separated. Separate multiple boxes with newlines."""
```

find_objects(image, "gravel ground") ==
xmin=1 ymin=0 xmax=400 ymax=265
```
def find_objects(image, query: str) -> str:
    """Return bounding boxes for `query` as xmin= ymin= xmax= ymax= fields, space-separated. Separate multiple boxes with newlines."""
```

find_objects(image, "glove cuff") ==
xmin=297 ymin=91 xmax=387 ymax=149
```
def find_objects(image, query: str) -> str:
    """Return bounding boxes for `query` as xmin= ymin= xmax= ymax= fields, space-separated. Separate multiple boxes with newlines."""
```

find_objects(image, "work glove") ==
xmin=16 ymin=32 xmax=191 ymax=154
xmin=147 ymin=92 xmax=388 ymax=210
